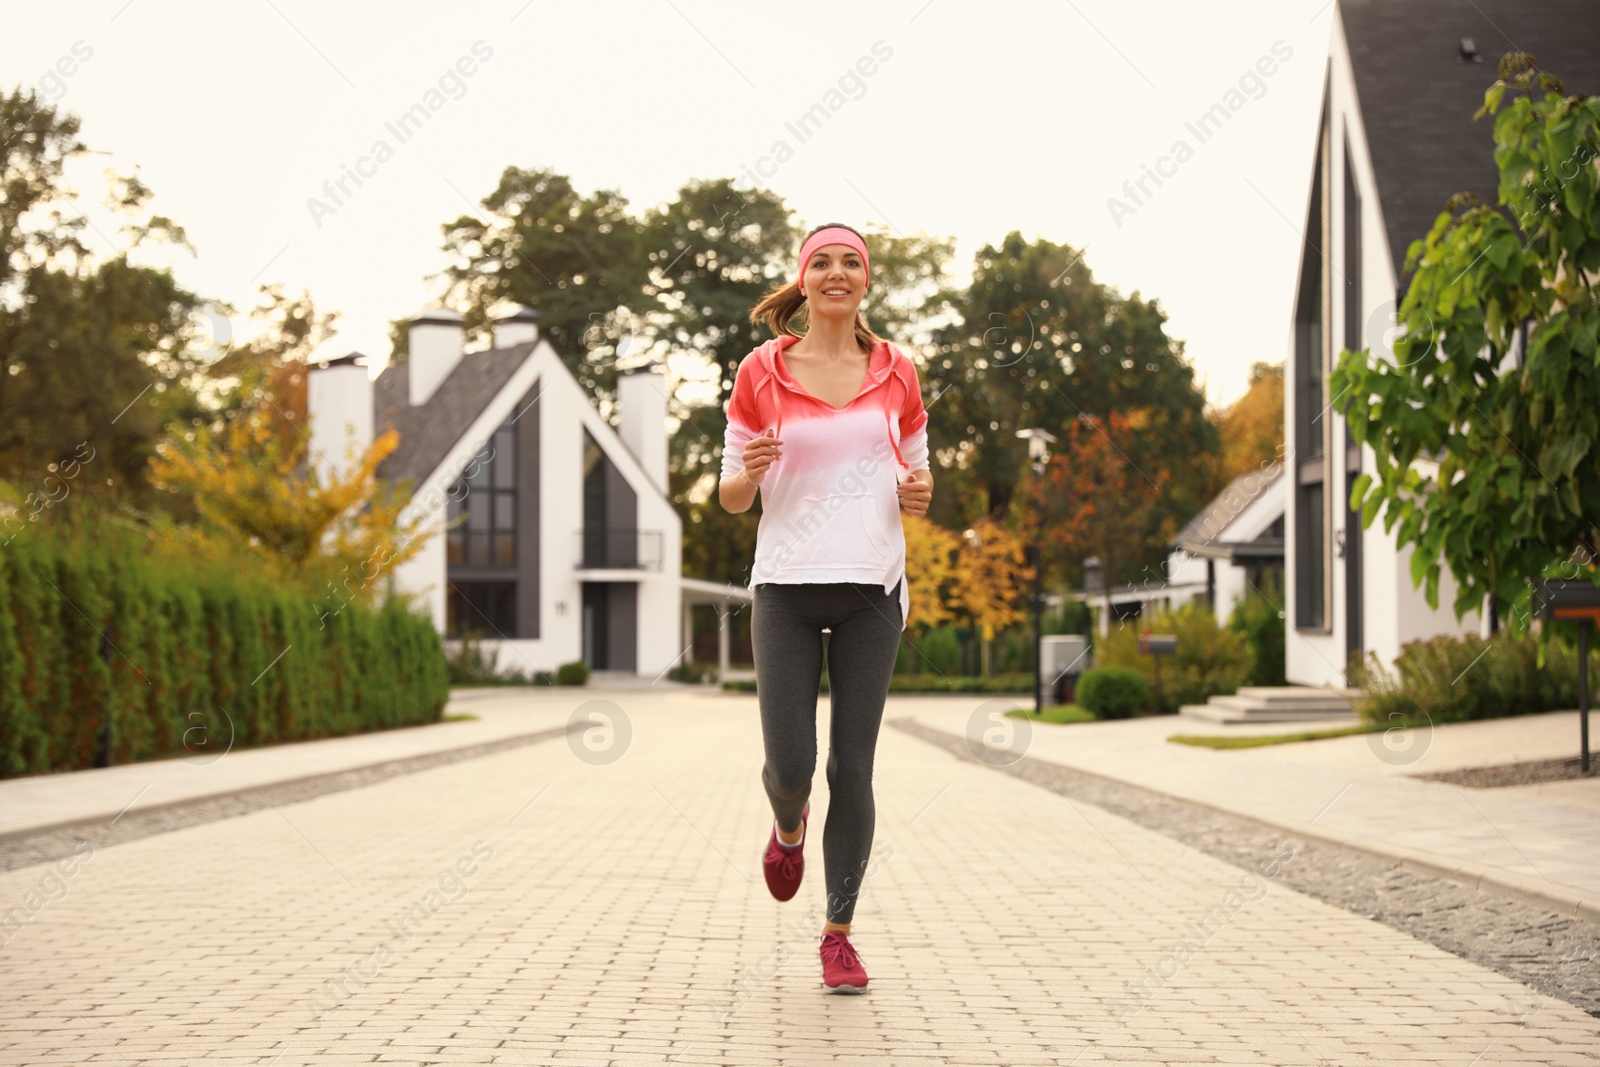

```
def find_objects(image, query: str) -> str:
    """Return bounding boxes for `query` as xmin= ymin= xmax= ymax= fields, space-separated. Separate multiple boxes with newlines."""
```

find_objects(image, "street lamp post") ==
xmin=1016 ymin=428 xmax=1057 ymax=716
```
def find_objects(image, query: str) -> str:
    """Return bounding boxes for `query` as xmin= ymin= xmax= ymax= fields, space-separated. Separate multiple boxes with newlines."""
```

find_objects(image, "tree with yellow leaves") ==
xmin=1215 ymin=362 xmax=1284 ymax=486
xmin=147 ymin=407 xmax=427 ymax=616
xmin=901 ymin=513 xmax=961 ymax=634
xmin=949 ymin=515 xmax=1033 ymax=675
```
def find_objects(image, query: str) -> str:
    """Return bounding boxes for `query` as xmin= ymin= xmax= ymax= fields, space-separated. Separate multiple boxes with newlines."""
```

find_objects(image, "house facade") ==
xmin=308 ymin=305 xmax=749 ymax=679
xmin=1285 ymin=0 xmax=1599 ymax=686
xmin=1070 ymin=465 xmax=1285 ymax=636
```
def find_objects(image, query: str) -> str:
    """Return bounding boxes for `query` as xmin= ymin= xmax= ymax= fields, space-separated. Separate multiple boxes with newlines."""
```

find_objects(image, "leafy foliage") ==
xmin=1076 ymin=666 xmax=1151 ymax=719
xmin=0 ymin=522 xmax=445 ymax=777
xmin=1351 ymin=629 xmax=1597 ymax=726
xmin=1330 ymin=55 xmax=1600 ymax=631
xmin=1045 ymin=411 xmax=1169 ymax=605
xmin=923 ymin=231 xmax=1220 ymax=549
xmin=147 ymin=411 xmax=426 ymax=603
xmin=1227 ymin=573 xmax=1287 ymax=687
xmin=0 ymin=87 xmax=208 ymax=512
xmin=1096 ymin=602 xmax=1252 ymax=713
xmin=1215 ymin=362 xmax=1284 ymax=486
xmin=901 ymin=514 xmax=962 ymax=632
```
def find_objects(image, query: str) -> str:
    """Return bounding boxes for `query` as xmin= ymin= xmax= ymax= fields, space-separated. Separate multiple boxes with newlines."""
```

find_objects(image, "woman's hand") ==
xmin=741 ymin=433 xmax=782 ymax=485
xmin=896 ymin=469 xmax=933 ymax=517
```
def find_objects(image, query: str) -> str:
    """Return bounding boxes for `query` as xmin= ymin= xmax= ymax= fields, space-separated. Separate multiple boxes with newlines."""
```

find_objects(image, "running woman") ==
xmin=719 ymin=222 xmax=933 ymax=994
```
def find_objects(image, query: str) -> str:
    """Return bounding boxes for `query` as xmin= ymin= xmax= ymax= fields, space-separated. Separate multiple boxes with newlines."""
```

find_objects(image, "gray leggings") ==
xmin=752 ymin=579 xmax=903 ymax=924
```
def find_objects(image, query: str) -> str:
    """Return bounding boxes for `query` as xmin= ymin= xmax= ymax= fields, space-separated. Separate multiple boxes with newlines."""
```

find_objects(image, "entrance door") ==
xmin=582 ymin=583 xmax=608 ymax=669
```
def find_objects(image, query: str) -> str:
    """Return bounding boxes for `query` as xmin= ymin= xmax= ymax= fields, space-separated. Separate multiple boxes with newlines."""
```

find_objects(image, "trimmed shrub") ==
xmin=0 ymin=532 xmax=447 ymax=778
xmin=555 ymin=659 xmax=591 ymax=686
xmin=1097 ymin=601 xmax=1252 ymax=713
xmin=1353 ymin=630 xmax=1597 ymax=726
xmin=1076 ymin=666 xmax=1151 ymax=719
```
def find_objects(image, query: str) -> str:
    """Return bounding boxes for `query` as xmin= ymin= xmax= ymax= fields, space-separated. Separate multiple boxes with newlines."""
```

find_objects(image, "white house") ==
xmin=1070 ymin=464 xmax=1285 ymax=636
xmin=1166 ymin=463 xmax=1285 ymax=618
xmin=308 ymin=305 xmax=750 ymax=680
xmin=1284 ymin=0 xmax=1598 ymax=686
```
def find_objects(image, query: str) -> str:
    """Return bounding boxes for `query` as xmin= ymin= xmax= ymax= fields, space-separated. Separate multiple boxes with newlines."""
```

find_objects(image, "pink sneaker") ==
xmin=820 ymin=931 xmax=869 ymax=993
xmin=762 ymin=802 xmax=809 ymax=902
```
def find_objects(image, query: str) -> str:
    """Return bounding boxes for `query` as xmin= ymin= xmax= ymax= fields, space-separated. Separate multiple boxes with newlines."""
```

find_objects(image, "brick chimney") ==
xmin=408 ymin=308 xmax=465 ymax=406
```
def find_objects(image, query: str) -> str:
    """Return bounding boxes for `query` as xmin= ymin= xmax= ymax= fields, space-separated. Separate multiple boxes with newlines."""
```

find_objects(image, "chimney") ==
xmin=408 ymin=308 xmax=465 ymax=407
xmin=307 ymin=352 xmax=374 ymax=487
xmin=617 ymin=360 xmax=669 ymax=495
xmin=492 ymin=303 xmax=540 ymax=349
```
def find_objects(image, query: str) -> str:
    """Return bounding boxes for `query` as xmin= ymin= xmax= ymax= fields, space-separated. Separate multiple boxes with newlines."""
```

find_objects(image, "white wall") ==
xmin=306 ymin=361 xmax=373 ymax=488
xmin=1287 ymin=16 xmax=1481 ymax=688
xmin=392 ymin=341 xmax=683 ymax=679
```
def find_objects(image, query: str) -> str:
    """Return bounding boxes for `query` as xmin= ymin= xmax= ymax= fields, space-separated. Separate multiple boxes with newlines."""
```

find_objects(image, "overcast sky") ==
xmin=6 ymin=0 xmax=1338 ymax=408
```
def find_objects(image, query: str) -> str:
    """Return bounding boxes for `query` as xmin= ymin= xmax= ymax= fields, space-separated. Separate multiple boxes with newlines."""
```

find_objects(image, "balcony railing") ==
xmin=575 ymin=528 xmax=663 ymax=572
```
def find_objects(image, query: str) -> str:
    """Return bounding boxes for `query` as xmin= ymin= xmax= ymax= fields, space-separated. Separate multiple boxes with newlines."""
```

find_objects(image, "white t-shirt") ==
xmin=721 ymin=334 xmax=930 ymax=630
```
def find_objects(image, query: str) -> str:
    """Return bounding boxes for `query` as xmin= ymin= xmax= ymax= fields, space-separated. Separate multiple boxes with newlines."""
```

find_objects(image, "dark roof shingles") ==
xmin=373 ymin=342 xmax=535 ymax=486
xmin=1340 ymin=0 xmax=1600 ymax=280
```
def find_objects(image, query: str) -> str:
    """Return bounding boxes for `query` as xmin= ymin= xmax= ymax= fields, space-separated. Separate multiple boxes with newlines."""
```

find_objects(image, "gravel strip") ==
xmin=890 ymin=717 xmax=1600 ymax=1017
xmin=1414 ymin=754 xmax=1600 ymax=788
xmin=0 ymin=725 xmax=569 ymax=875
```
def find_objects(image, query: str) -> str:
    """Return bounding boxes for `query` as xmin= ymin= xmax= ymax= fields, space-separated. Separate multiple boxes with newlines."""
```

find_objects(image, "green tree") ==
xmin=923 ymin=231 xmax=1220 ymax=580
xmin=429 ymin=166 xmax=649 ymax=402
xmin=1331 ymin=54 xmax=1600 ymax=630
xmin=0 ymin=87 xmax=207 ymax=513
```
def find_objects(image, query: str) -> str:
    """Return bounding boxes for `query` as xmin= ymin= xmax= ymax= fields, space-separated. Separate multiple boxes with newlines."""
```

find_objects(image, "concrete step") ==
xmin=1234 ymin=686 xmax=1366 ymax=706
xmin=1179 ymin=702 xmax=1361 ymax=725
xmin=1178 ymin=685 xmax=1363 ymax=725
xmin=1205 ymin=694 xmax=1356 ymax=716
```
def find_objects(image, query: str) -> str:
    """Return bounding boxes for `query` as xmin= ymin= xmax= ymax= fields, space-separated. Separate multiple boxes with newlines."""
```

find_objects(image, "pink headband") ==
xmin=796 ymin=227 xmax=870 ymax=293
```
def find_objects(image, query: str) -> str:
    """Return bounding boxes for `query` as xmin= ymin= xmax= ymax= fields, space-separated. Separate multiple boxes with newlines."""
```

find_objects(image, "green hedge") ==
xmin=721 ymin=672 xmax=1035 ymax=694
xmin=0 ymin=534 xmax=447 ymax=778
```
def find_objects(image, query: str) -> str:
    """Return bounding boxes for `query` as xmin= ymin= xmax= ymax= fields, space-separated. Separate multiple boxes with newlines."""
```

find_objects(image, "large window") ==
xmin=581 ymin=428 xmax=639 ymax=568
xmin=1293 ymin=98 xmax=1332 ymax=632
xmin=1343 ymin=134 xmax=1364 ymax=662
xmin=1296 ymin=484 xmax=1325 ymax=629
xmin=447 ymin=581 xmax=516 ymax=638
xmin=447 ymin=419 xmax=516 ymax=567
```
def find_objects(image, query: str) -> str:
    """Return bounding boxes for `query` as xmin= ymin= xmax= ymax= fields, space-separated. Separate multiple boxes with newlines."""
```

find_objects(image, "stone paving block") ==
xmin=3 ymin=695 xmax=1598 ymax=1065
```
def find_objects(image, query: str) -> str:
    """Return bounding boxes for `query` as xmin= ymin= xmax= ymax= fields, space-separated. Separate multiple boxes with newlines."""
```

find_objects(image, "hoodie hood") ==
xmin=748 ymin=335 xmax=910 ymax=472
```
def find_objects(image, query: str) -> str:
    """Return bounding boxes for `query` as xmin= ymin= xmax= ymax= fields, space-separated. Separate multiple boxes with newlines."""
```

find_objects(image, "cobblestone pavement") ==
xmin=3 ymin=694 xmax=1598 ymax=1066
xmin=890 ymin=719 xmax=1600 ymax=1018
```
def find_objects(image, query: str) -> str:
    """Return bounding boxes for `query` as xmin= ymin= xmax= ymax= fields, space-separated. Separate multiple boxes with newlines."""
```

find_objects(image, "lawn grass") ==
xmin=1005 ymin=704 xmax=1099 ymax=724
xmin=1166 ymin=723 xmax=1378 ymax=749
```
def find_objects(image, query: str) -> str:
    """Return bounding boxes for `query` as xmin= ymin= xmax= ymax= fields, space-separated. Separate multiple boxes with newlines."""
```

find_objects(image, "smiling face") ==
xmin=801 ymin=243 xmax=868 ymax=318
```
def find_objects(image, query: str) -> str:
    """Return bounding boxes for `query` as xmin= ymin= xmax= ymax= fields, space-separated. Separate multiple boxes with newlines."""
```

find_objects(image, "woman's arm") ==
xmin=719 ymin=468 xmax=758 ymax=513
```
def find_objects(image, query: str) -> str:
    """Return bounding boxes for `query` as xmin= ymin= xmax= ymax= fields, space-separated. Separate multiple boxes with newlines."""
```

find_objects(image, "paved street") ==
xmin=3 ymin=688 xmax=1598 ymax=1066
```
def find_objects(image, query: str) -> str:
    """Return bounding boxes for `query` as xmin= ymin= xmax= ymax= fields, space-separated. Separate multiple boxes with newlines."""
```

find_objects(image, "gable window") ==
xmin=447 ymin=419 xmax=516 ymax=567
xmin=581 ymin=427 xmax=639 ymax=568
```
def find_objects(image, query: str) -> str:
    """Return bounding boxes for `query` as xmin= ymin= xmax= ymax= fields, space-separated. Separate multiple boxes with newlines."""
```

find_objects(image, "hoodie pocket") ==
xmin=773 ymin=491 xmax=892 ymax=573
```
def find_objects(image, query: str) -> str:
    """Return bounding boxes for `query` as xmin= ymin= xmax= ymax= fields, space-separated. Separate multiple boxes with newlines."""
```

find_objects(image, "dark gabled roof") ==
xmin=373 ymin=342 xmax=535 ymax=486
xmin=1170 ymin=463 xmax=1284 ymax=550
xmin=1340 ymin=0 xmax=1600 ymax=280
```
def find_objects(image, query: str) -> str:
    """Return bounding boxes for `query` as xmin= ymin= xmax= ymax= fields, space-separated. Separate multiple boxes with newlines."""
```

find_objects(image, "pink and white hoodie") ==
xmin=721 ymin=333 xmax=930 ymax=630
